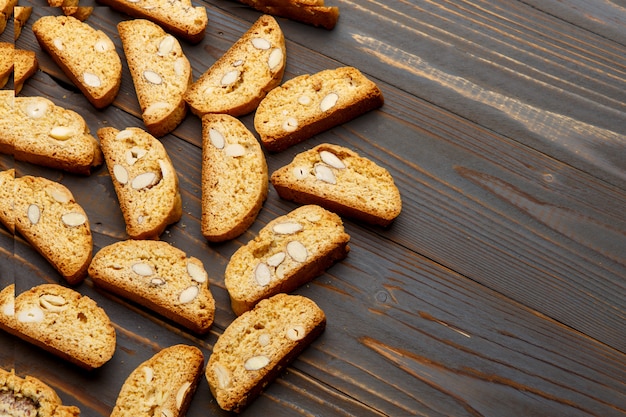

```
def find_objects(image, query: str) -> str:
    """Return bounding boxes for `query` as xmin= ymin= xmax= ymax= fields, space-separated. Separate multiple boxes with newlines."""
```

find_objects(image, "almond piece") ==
xmin=187 ymin=261 xmax=207 ymax=283
xmin=131 ymin=172 xmax=157 ymax=190
xmin=113 ymin=164 xmax=129 ymax=185
xmin=46 ymin=186 xmax=71 ymax=204
xmin=176 ymin=381 xmax=192 ymax=410
xmin=244 ymin=355 xmax=270 ymax=371
xmin=24 ymin=100 xmax=48 ymax=119
xmin=314 ymin=164 xmax=336 ymax=184
xmin=213 ymin=363 xmax=231 ymax=389
xmin=143 ymin=101 xmax=171 ymax=118
xmin=61 ymin=212 xmax=87 ymax=227
xmin=209 ymin=128 xmax=225 ymax=149
xmin=49 ymin=126 xmax=74 ymax=141
xmin=27 ymin=204 xmax=40 ymax=225
xmin=220 ymin=70 xmax=240 ymax=86
xmin=251 ymin=37 xmax=271 ymax=50
xmin=254 ymin=262 xmax=271 ymax=286
xmin=266 ymin=252 xmax=286 ymax=267
xmin=143 ymin=70 xmax=163 ymax=85
xmin=282 ymin=117 xmax=298 ymax=132
xmin=224 ymin=144 xmax=246 ymax=157
xmin=292 ymin=166 xmax=309 ymax=180
xmin=157 ymin=35 xmax=176 ymax=56
xmin=286 ymin=241 xmax=308 ymax=262
xmin=272 ymin=222 xmax=303 ymax=235
xmin=83 ymin=72 xmax=102 ymax=88
xmin=286 ymin=324 xmax=306 ymax=341
xmin=179 ymin=286 xmax=199 ymax=303
xmin=320 ymin=150 xmax=346 ymax=169
xmin=17 ymin=306 xmax=44 ymax=323
xmin=132 ymin=262 xmax=153 ymax=276
xmin=320 ymin=92 xmax=339 ymax=112
xmin=39 ymin=294 xmax=68 ymax=312
xmin=267 ymin=48 xmax=283 ymax=71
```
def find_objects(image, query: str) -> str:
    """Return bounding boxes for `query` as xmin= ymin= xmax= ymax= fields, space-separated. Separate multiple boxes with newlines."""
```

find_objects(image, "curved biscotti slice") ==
xmin=118 ymin=19 xmax=192 ymax=137
xmin=88 ymin=240 xmax=215 ymax=334
xmin=238 ymin=0 xmax=339 ymax=29
xmin=271 ymin=143 xmax=402 ymax=226
xmin=0 ymin=283 xmax=116 ymax=370
xmin=0 ymin=169 xmax=14 ymax=233
xmin=96 ymin=0 xmax=208 ymax=43
xmin=255 ymin=66 xmax=384 ymax=152
xmin=110 ymin=344 xmax=203 ymax=417
xmin=98 ymin=127 xmax=182 ymax=239
xmin=225 ymin=204 xmax=349 ymax=315
xmin=201 ymin=114 xmax=268 ymax=242
xmin=0 ymin=367 xmax=81 ymax=417
xmin=0 ymin=96 xmax=103 ymax=174
xmin=14 ymin=175 xmax=93 ymax=284
xmin=32 ymin=15 xmax=122 ymax=108
xmin=184 ymin=14 xmax=286 ymax=117
xmin=206 ymin=293 xmax=326 ymax=412
xmin=14 ymin=49 xmax=38 ymax=94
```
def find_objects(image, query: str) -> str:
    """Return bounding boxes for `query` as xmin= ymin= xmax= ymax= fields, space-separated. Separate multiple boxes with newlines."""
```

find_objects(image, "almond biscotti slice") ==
xmin=206 ymin=293 xmax=326 ymax=413
xmin=97 ymin=127 xmax=182 ymax=240
xmin=184 ymin=14 xmax=286 ymax=117
xmin=88 ymin=240 xmax=216 ymax=334
xmin=255 ymin=66 xmax=384 ymax=152
xmin=96 ymin=0 xmax=208 ymax=43
xmin=238 ymin=0 xmax=340 ymax=30
xmin=32 ymin=15 xmax=122 ymax=108
xmin=14 ymin=175 xmax=93 ymax=284
xmin=0 ymin=367 xmax=81 ymax=417
xmin=0 ymin=283 xmax=116 ymax=370
xmin=271 ymin=143 xmax=402 ymax=226
xmin=201 ymin=114 xmax=268 ymax=242
xmin=118 ymin=19 xmax=192 ymax=137
xmin=225 ymin=204 xmax=349 ymax=315
xmin=0 ymin=169 xmax=14 ymax=233
xmin=0 ymin=96 xmax=103 ymax=174
xmin=110 ymin=344 xmax=204 ymax=417
xmin=14 ymin=49 xmax=38 ymax=94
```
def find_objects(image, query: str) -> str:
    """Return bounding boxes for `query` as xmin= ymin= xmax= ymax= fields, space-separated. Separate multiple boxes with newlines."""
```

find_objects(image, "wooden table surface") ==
xmin=1 ymin=1 xmax=625 ymax=416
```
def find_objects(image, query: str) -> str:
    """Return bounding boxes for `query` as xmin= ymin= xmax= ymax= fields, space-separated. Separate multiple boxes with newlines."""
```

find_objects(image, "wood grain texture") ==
xmin=1 ymin=1 xmax=625 ymax=416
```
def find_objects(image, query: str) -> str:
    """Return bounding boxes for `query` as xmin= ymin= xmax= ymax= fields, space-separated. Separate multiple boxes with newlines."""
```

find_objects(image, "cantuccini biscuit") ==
xmin=271 ymin=143 xmax=402 ymax=226
xmin=255 ymin=66 xmax=384 ymax=152
xmin=0 ymin=284 xmax=116 ymax=370
xmin=0 ymin=95 xmax=103 ymax=174
xmin=14 ymin=175 xmax=94 ymax=284
xmin=110 ymin=345 xmax=204 ymax=417
xmin=97 ymin=126 xmax=182 ymax=240
xmin=89 ymin=240 xmax=215 ymax=334
xmin=225 ymin=204 xmax=350 ymax=315
xmin=206 ymin=293 xmax=326 ymax=412
xmin=32 ymin=15 xmax=122 ymax=108
xmin=184 ymin=15 xmax=286 ymax=117
xmin=200 ymin=114 xmax=268 ymax=242
xmin=118 ymin=19 xmax=192 ymax=137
